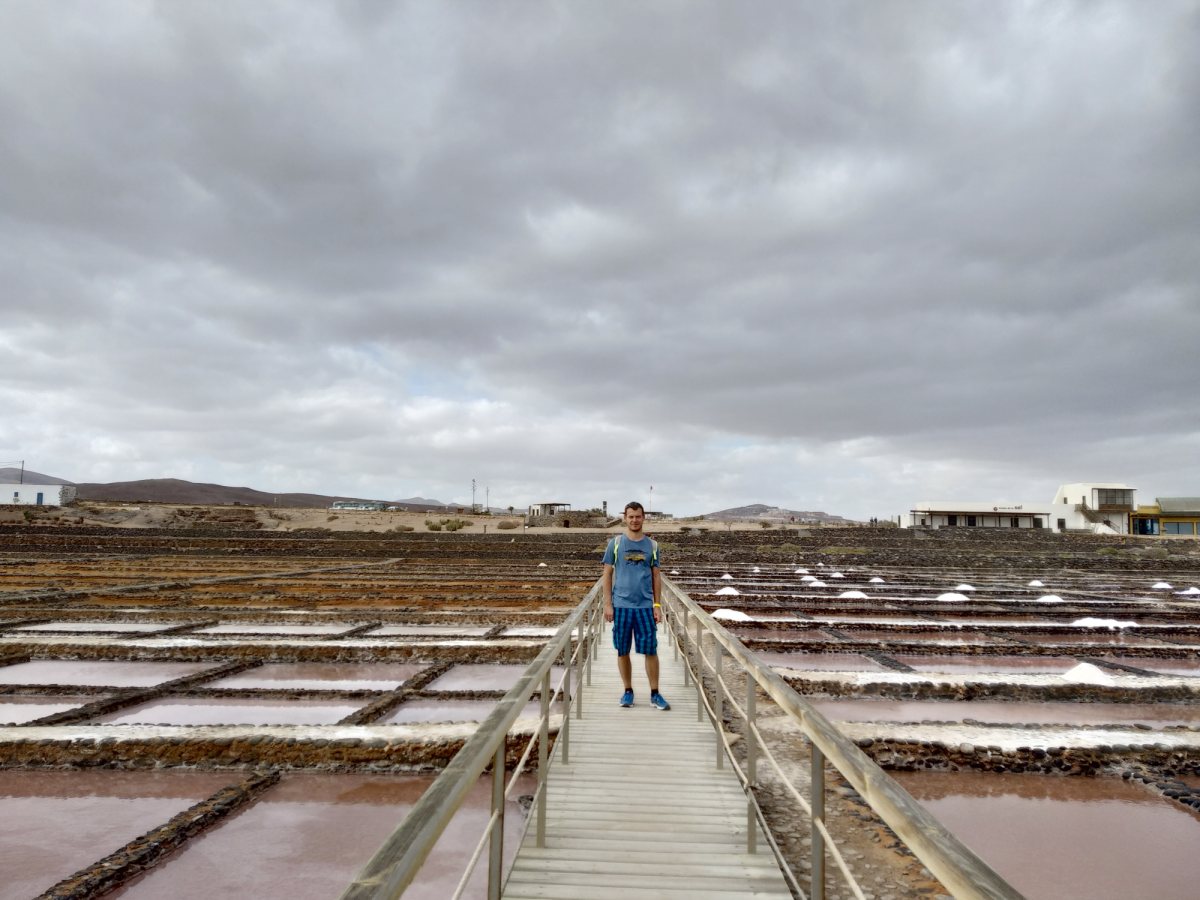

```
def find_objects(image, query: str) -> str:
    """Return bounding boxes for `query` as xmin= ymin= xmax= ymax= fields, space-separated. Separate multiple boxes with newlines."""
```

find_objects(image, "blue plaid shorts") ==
xmin=612 ymin=606 xmax=657 ymax=656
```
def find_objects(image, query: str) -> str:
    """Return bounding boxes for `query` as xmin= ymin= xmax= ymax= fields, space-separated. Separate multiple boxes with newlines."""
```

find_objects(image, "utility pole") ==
xmin=471 ymin=478 xmax=477 ymax=513
xmin=649 ymin=485 xmax=653 ymax=515
xmin=485 ymin=486 xmax=489 ymax=513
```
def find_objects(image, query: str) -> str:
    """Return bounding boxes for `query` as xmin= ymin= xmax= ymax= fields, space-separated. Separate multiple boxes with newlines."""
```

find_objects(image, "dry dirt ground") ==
xmin=12 ymin=502 xmax=807 ymax=535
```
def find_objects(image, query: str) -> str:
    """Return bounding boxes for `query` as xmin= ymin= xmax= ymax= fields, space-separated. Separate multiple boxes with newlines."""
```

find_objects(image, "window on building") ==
xmin=967 ymin=516 xmax=977 ymax=526
xmin=1033 ymin=518 xmax=1043 ymax=528
xmin=1011 ymin=517 xmax=1020 ymax=528
xmin=1163 ymin=522 xmax=1196 ymax=535
xmin=947 ymin=515 xmax=957 ymax=527
xmin=1057 ymin=518 xmax=1066 ymax=530
xmin=1097 ymin=489 xmax=1133 ymax=507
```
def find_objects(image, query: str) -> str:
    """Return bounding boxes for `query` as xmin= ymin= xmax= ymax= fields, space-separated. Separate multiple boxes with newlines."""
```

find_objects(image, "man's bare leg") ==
xmin=645 ymin=654 xmax=659 ymax=693
xmin=617 ymin=653 xmax=633 ymax=690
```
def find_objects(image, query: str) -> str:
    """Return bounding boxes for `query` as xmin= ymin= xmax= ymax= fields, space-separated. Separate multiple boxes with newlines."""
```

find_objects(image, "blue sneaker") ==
xmin=620 ymin=689 xmax=634 ymax=707
xmin=650 ymin=691 xmax=670 ymax=711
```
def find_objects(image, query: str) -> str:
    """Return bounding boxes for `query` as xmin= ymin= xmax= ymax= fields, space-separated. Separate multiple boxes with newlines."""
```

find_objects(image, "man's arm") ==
xmin=651 ymin=565 xmax=662 ymax=623
xmin=602 ymin=563 xmax=615 ymax=622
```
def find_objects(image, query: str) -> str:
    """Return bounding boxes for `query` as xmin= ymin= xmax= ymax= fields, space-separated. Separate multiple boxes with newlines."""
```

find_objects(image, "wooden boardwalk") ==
xmin=504 ymin=623 xmax=792 ymax=899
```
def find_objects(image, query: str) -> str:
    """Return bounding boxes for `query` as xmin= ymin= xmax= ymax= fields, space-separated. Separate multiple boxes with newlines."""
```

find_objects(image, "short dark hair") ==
xmin=624 ymin=501 xmax=644 ymax=513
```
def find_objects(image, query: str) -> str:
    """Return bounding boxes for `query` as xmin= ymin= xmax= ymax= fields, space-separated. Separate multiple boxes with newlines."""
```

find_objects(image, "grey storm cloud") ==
xmin=1 ymin=0 xmax=1197 ymax=518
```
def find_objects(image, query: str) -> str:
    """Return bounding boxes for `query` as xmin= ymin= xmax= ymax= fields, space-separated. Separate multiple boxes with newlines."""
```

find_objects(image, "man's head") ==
xmin=623 ymin=501 xmax=645 ymax=534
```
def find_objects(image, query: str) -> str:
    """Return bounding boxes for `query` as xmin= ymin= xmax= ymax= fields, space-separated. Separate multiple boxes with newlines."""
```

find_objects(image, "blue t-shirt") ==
xmin=603 ymin=535 xmax=659 ymax=609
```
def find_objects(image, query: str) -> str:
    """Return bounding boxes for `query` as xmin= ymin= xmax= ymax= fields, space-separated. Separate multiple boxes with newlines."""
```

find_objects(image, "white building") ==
xmin=5 ymin=483 xmax=77 ymax=506
xmin=1050 ymin=482 xmax=1135 ymax=534
xmin=909 ymin=501 xmax=1048 ymax=530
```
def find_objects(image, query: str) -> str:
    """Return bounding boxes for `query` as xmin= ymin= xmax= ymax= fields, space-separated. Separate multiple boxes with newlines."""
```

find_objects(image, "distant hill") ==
xmin=0 ymin=467 xmax=70 ymax=485
xmin=701 ymin=503 xmax=856 ymax=526
xmin=1 ymin=470 xmax=447 ymax=510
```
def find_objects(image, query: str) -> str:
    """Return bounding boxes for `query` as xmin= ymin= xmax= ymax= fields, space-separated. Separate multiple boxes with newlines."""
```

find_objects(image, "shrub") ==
xmin=497 ymin=520 xmax=519 ymax=530
xmin=326 ymin=514 xmax=338 ymax=522
xmin=392 ymin=525 xmax=415 ymax=532
xmin=427 ymin=522 xmax=442 ymax=531
xmin=759 ymin=521 xmax=773 ymax=528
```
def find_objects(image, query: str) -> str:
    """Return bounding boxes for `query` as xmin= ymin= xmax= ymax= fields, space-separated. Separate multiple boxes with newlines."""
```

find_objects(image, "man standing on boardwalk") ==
xmin=602 ymin=501 xmax=670 ymax=710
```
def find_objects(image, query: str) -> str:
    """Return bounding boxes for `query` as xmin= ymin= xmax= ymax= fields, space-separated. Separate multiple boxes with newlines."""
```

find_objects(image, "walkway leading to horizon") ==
xmin=504 ymin=621 xmax=792 ymax=899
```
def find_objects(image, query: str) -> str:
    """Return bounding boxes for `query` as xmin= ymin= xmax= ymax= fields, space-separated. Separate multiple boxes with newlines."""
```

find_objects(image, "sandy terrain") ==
xmin=19 ymin=502 xmax=798 ymax=534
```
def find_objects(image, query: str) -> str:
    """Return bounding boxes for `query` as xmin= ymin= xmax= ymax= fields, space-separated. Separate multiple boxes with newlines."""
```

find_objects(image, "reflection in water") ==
xmin=754 ymin=652 xmax=884 ymax=672
xmin=890 ymin=654 xmax=1078 ymax=674
xmin=0 ymin=770 xmax=235 ymax=900
xmin=0 ymin=695 xmax=99 ymax=724
xmin=894 ymin=771 xmax=1200 ymax=899
xmin=426 ymin=664 xmax=566 ymax=691
xmin=383 ymin=699 xmax=559 ymax=725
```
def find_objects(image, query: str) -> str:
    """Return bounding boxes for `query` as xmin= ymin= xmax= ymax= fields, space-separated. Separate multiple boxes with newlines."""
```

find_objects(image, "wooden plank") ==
xmin=503 ymin=624 xmax=790 ymax=899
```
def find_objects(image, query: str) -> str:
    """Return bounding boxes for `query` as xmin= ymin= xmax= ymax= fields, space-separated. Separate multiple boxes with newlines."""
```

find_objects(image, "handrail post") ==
xmin=694 ymin=618 xmax=704 ymax=723
xmin=488 ymin=743 xmax=504 ymax=900
xmin=575 ymin=620 xmax=584 ymax=720
xmin=586 ymin=604 xmax=595 ymax=686
xmin=561 ymin=639 xmax=571 ymax=764
xmin=746 ymin=670 xmax=757 ymax=853
xmin=680 ymin=607 xmax=690 ymax=685
xmin=536 ymin=668 xmax=549 ymax=848
xmin=713 ymin=637 xmax=724 ymax=769
xmin=811 ymin=742 xmax=826 ymax=900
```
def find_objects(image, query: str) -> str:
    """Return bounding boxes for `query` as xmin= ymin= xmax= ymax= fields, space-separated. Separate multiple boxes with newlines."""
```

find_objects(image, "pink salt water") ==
xmin=426 ymin=664 xmax=567 ymax=691
xmin=0 ymin=769 xmax=234 ymax=900
xmin=894 ymin=771 xmax=1200 ymax=899
xmin=0 ymin=695 xmax=101 ymax=724
xmin=1007 ymin=631 xmax=1169 ymax=646
xmin=808 ymin=698 xmax=1200 ymax=727
xmin=889 ymin=654 xmax=1078 ymax=674
xmin=382 ymin=698 xmax=560 ymax=725
xmin=0 ymin=660 xmax=215 ymax=688
xmin=206 ymin=662 xmax=426 ymax=691
xmin=109 ymin=773 xmax=535 ymax=900
xmin=753 ymin=652 xmax=884 ymax=671
xmin=91 ymin=696 xmax=365 ymax=726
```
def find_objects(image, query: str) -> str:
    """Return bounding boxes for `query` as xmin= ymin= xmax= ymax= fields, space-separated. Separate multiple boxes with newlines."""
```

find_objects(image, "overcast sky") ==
xmin=1 ymin=1 xmax=1197 ymax=519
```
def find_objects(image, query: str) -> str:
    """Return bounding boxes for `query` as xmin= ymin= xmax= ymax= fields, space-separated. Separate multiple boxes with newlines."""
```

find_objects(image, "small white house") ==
xmin=1051 ymin=483 xmax=1135 ymax=534
xmin=5 ymin=484 xmax=77 ymax=506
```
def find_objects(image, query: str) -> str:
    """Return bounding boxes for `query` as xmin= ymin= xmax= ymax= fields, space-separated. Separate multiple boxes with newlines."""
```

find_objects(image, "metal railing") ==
xmin=660 ymin=576 xmax=1023 ymax=900
xmin=340 ymin=581 xmax=604 ymax=900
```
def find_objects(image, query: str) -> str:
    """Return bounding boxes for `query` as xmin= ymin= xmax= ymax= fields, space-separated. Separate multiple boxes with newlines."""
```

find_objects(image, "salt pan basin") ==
xmin=0 ymin=769 xmax=234 ymax=900
xmin=206 ymin=662 xmax=425 ymax=691
xmin=108 ymin=774 xmax=534 ymax=900
xmin=895 ymin=771 xmax=1200 ymax=900
xmin=0 ymin=695 xmax=106 ymax=725
xmin=426 ymin=664 xmax=567 ymax=692
xmin=0 ymin=660 xmax=216 ymax=688
xmin=91 ymin=697 xmax=365 ymax=726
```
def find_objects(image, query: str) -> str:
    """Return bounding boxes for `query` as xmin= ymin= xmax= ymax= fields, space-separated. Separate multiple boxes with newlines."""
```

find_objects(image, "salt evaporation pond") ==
xmin=1009 ymin=631 xmax=1169 ymax=646
xmin=890 ymin=655 xmax=1079 ymax=674
xmin=368 ymin=624 xmax=493 ymax=636
xmin=894 ymin=771 xmax=1200 ymax=899
xmin=1124 ymin=658 xmax=1200 ymax=676
xmin=194 ymin=623 xmax=353 ymax=635
xmin=808 ymin=698 xmax=1200 ymax=727
xmin=382 ymin=698 xmax=559 ymax=724
xmin=500 ymin=626 xmax=562 ymax=637
xmin=0 ymin=660 xmax=216 ymax=688
xmin=91 ymin=697 xmax=365 ymax=726
xmin=14 ymin=622 xmax=179 ymax=633
xmin=0 ymin=695 xmax=103 ymax=725
xmin=829 ymin=628 xmax=1002 ymax=645
xmin=0 ymin=769 xmax=235 ymax=900
xmin=206 ymin=662 xmax=425 ymax=691
xmin=108 ymin=774 xmax=534 ymax=900
xmin=753 ymin=652 xmax=885 ymax=672
xmin=425 ymin=664 xmax=566 ymax=692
